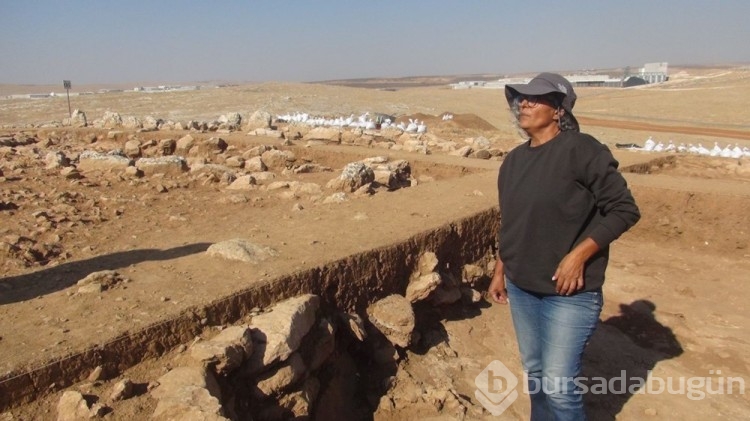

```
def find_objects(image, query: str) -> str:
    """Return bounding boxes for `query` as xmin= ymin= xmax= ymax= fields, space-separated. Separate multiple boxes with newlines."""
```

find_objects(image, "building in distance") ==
xmin=452 ymin=62 xmax=669 ymax=89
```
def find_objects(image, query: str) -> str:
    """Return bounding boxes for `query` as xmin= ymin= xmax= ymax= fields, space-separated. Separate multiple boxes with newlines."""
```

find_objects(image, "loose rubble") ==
xmin=0 ymin=107 xmax=509 ymax=276
xmin=1 ymin=108 xmax=510 ymax=419
xmin=41 ymin=251 xmax=496 ymax=420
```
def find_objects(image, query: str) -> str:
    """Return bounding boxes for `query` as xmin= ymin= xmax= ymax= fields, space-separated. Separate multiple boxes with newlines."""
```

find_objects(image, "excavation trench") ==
xmin=4 ymin=134 xmax=749 ymax=417
xmin=0 ymin=206 xmax=499 ymax=412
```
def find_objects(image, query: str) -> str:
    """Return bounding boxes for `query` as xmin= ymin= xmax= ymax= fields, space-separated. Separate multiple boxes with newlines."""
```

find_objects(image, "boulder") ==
xmin=244 ymin=110 xmax=272 ymax=131
xmin=366 ymin=294 xmax=415 ymax=348
xmin=77 ymin=150 xmax=132 ymax=172
xmin=326 ymin=162 xmax=374 ymax=192
xmin=135 ymin=156 xmax=188 ymax=176
xmin=151 ymin=367 xmax=227 ymax=421
xmin=206 ymin=238 xmax=277 ymax=263
xmin=191 ymin=325 xmax=254 ymax=374
xmin=66 ymin=109 xmax=87 ymax=127
xmin=246 ymin=294 xmax=320 ymax=372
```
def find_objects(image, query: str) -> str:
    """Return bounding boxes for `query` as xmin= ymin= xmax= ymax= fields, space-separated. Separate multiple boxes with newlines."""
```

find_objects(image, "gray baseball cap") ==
xmin=505 ymin=72 xmax=577 ymax=113
xmin=505 ymin=72 xmax=579 ymax=130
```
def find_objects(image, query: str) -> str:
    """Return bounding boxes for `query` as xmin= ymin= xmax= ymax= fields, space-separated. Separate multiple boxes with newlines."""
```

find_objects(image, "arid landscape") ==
xmin=1 ymin=66 xmax=749 ymax=420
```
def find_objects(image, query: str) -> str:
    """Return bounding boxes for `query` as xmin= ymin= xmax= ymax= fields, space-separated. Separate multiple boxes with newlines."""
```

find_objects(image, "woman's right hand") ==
xmin=488 ymin=258 xmax=508 ymax=304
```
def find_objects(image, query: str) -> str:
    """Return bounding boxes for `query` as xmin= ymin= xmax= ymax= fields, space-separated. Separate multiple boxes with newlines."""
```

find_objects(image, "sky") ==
xmin=1 ymin=0 xmax=748 ymax=85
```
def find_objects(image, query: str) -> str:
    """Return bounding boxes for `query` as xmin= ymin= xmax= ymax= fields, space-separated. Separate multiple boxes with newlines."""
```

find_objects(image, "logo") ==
xmin=557 ymin=83 xmax=568 ymax=94
xmin=475 ymin=360 xmax=519 ymax=416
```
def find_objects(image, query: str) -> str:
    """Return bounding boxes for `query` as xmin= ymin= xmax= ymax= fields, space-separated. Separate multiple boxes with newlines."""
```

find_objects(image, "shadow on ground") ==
xmin=0 ymin=242 xmax=211 ymax=305
xmin=584 ymin=299 xmax=684 ymax=420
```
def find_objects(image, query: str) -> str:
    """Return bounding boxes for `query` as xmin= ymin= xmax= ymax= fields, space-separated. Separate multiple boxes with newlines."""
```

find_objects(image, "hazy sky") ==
xmin=2 ymin=0 xmax=748 ymax=85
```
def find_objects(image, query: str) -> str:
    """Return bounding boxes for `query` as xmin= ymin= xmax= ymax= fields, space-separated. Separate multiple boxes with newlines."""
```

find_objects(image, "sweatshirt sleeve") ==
xmin=579 ymin=140 xmax=641 ymax=247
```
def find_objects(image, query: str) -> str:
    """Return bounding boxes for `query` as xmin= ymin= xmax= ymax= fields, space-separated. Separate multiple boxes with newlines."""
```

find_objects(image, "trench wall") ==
xmin=0 ymin=207 xmax=499 ymax=411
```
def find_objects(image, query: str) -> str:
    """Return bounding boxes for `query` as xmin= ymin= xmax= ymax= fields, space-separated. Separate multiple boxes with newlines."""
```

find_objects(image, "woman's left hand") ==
xmin=552 ymin=252 xmax=585 ymax=295
xmin=552 ymin=237 xmax=600 ymax=295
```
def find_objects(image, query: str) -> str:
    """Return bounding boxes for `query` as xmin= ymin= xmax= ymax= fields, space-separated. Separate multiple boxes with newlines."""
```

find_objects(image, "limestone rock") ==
xmin=226 ymin=175 xmax=256 ymax=190
xmin=122 ymin=116 xmax=142 ymax=129
xmin=77 ymin=150 xmax=132 ymax=172
xmin=224 ymin=156 xmax=244 ymax=168
xmin=277 ymin=377 xmax=320 ymax=418
xmin=244 ymin=156 xmax=267 ymax=172
xmin=159 ymin=138 xmax=176 ymax=155
xmin=304 ymin=127 xmax=341 ymax=142
xmin=99 ymin=111 xmax=123 ymax=129
xmin=254 ymin=352 xmax=306 ymax=398
xmin=367 ymin=159 xmax=410 ymax=189
xmin=66 ymin=109 xmax=87 ymax=128
xmin=206 ymin=239 xmax=278 ymax=263
xmin=367 ymin=294 xmax=415 ymax=348
xmin=462 ymin=264 xmax=485 ymax=285
xmin=243 ymin=110 xmax=272 ymax=131
xmin=247 ymin=128 xmax=283 ymax=138
xmin=56 ymin=390 xmax=91 ymax=421
xmin=176 ymin=134 xmax=196 ymax=154
xmin=246 ymin=294 xmax=320 ymax=372
xmin=416 ymin=252 xmax=439 ymax=276
xmin=60 ymin=167 xmax=82 ymax=179
xmin=288 ymin=181 xmax=322 ymax=196
xmin=405 ymin=272 xmax=442 ymax=303
xmin=339 ymin=312 xmax=367 ymax=341
xmin=135 ymin=156 xmax=188 ymax=176
xmin=124 ymin=139 xmax=141 ymax=158
xmin=190 ymin=325 xmax=254 ymax=374
xmin=190 ymin=163 xmax=236 ymax=180
xmin=151 ymin=366 xmax=227 ymax=421
xmin=109 ymin=378 xmax=135 ymax=401
xmin=326 ymin=162 xmax=375 ymax=192
xmin=217 ymin=113 xmax=241 ymax=131
xmin=243 ymin=144 xmax=271 ymax=158
xmin=470 ymin=149 xmax=492 ymax=160
xmin=88 ymin=365 xmax=107 ymax=382
xmin=293 ymin=163 xmax=332 ymax=174
xmin=322 ymin=192 xmax=348 ymax=204
xmin=261 ymin=149 xmax=296 ymax=170
xmin=77 ymin=270 xmax=128 ymax=294
xmin=190 ymin=137 xmax=227 ymax=156
xmin=461 ymin=286 xmax=483 ymax=304
xmin=143 ymin=115 xmax=160 ymax=131
xmin=450 ymin=146 xmax=472 ymax=157
xmin=248 ymin=171 xmax=276 ymax=183
xmin=45 ymin=151 xmax=69 ymax=169
xmin=471 ymin=136 xmax=491 ymax=149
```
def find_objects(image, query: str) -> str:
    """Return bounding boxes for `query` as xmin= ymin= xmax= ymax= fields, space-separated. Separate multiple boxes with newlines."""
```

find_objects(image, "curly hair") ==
xmin=558 ymin=110 xmax=579 ymax=132
xmin=508 ymin=97 xmax=529 ymax=140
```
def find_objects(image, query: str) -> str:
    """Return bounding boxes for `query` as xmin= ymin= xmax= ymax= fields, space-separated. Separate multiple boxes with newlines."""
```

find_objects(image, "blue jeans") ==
xmin=506 ymin=278 xmax=603 ymax=421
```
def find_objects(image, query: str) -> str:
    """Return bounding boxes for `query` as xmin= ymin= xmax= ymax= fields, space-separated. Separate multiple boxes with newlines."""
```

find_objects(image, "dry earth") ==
xmin=1 ymin=66 xmax=750 ymax=420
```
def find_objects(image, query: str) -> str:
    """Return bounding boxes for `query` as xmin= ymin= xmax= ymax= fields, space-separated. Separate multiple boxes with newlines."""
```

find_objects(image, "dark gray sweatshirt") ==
xmin=497 ymin=130 xmax=640 ymax=294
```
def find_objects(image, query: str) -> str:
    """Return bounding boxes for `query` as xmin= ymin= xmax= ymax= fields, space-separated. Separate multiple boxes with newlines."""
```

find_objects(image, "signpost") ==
xmin=63 ymin=80 xmax=72 ymax=117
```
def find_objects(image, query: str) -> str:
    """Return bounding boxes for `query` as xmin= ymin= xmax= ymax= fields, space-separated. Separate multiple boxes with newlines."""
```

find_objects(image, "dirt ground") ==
xmin=1 ymin=67 xmax=749 ymax=420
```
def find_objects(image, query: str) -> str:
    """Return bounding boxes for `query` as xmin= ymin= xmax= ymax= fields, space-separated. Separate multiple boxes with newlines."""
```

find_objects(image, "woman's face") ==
xmin=516 ymin=94 xmax=559 ymax=133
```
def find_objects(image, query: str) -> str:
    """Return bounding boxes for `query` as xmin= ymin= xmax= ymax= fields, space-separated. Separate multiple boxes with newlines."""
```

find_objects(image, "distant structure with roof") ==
xmin=636 ymin=62 xmax=669 ymax=84
xmin=451 ymin=62 xmax=669 ymax=89
xmin=3 ymin=84 xmax=205 ymax=100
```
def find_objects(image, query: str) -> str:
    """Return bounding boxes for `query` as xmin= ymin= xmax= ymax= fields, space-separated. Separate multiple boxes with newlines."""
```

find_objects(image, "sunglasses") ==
xmin=515 ymin=94 xmax=559 ymax=108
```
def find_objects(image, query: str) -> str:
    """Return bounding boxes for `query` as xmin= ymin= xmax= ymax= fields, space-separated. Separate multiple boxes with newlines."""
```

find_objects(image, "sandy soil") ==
xmin=1 ymin=67 xmax=749 ymax=420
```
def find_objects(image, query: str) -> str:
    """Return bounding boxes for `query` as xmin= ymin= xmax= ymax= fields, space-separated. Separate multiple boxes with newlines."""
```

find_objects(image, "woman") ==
xmin=488 ymin=73 xmax=640 ymax=420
